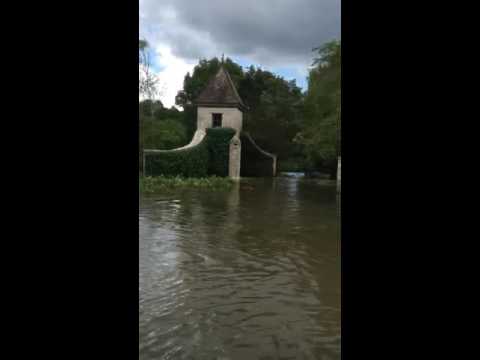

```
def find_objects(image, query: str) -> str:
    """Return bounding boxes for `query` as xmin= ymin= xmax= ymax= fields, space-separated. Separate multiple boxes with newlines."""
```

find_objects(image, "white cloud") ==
xmin=139 ymin=0 xmax=340 ymax=106
xmin=149 ymin=46 xmax=196 ymax=108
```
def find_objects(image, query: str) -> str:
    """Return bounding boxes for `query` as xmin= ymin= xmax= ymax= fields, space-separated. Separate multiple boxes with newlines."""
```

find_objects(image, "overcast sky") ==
xmin=140 ymin=0 xmax=340 ymax=107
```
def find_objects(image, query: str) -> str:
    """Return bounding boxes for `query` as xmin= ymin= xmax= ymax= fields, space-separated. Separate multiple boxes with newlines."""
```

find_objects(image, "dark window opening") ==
xmin=212 ymin=113 xmax=222 ymax=128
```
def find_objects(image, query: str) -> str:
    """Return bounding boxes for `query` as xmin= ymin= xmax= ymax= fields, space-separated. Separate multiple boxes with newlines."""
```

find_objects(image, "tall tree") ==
xmin=139 ymin=99 xmax=189 ymax=151
xmin=139 ymin=39 xmax=161 ymax=174
xmin=175 ymin=58 xmax=303 ymax=161
xmin=139 ymin=39 xmax=159 ymax=101
xmin=239 ymin=67 xmax=303 ymax=160
xmin=176 ymin=57 xmax=244 ymax=139
xmin=295 ymin=40 xmax=341 ymax=176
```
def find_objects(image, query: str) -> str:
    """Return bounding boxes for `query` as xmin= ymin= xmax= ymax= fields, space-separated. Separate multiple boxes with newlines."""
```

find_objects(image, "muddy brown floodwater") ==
xmin=139 ymin=175 xmax=340 ymax=360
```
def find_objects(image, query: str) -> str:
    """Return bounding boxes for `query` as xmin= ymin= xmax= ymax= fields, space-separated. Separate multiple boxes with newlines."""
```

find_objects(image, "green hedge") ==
xmin=145 ymin=140 xmax=209 ymax=177
xmin=145 ymin=127 xmax=236 ymax=178
xmin=206 ymin=128 xmax=236 ymax=177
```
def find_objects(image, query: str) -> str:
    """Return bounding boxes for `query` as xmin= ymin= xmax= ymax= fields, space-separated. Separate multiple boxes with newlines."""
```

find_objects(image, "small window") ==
xmin=212 ymin=113 xmax=222 ymax=128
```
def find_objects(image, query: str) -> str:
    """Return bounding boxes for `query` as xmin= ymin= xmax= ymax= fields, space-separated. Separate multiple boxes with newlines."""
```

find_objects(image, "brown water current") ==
xmin=139 ymin=175 xmax=340 ymax=360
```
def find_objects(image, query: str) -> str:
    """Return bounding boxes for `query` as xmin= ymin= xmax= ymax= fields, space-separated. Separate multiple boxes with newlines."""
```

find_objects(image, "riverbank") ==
xmin=140 ymin=176 xmax=234 ymax=193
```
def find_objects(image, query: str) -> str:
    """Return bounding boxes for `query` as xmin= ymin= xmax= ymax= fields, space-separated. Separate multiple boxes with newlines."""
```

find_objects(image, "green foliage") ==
xmin=240 ymin=132 xmax=276 ymax=177
xmin=175 ymin=57 xmax=243 ymax=141
xmin=140 ymin=176 xmax=234 ymax=193
xmin=175 ymin=58 xmax=303 ymax=162
xmin=181 ymin=105 xmax=197 ymax=141
xmin=140 ymin=99 xmax=163 ymax=117
xmin=139 ymin=39 xmax=148 ymax=51
xmin=143 ymin=118 xmax=188 ymax=150
xmin=147 ymin=42 xmax=341 ymax=178
xmin=295 ymin=40 xmax=340 ymax=175
xmin=277 ymin=157 xmax=306 ymax=172
xmin=239 ymin=67 xmax=303 ymax=160
xmin=175 ymin=57 xmax=244 ymax=108
xmin=206 ymin=128 xmax=236 ymax=176
xmin=140 ymin=100 xmax=189 ymax=151
xmin=144 ymin=127 xmax=235 ymax=178
xmin=145 ymin=136 xmax=209 ymax=177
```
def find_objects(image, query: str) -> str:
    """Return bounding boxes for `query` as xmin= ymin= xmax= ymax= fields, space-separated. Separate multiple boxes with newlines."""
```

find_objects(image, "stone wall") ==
xmin=240 ymin=132 xmax=277 ymax=177
xmin=198 ymin=106 xmax=243 ymax=179
xmin=197 ymin=107 xmax=243 ymax=133
xmin=229 ymin=136 xmax=241 ymax=179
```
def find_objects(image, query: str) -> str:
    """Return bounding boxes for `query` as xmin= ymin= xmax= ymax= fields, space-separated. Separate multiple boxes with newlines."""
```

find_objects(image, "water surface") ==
xmin=139 ymin=176 xmax=340 ymax=359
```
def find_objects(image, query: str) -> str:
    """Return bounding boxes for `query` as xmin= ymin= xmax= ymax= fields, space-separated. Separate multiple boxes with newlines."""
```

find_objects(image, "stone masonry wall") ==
xmin=197 ymin=107 xmax=243 ymax=133
xmin=229 ymin=136 xmax=241 ymax=179
xmin=198 ymin=106 xmax=243 ymax=179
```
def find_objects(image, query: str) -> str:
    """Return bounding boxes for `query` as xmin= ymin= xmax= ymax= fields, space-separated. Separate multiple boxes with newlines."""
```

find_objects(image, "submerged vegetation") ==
xmin=140 ymin=176 xmax=234 ymax=193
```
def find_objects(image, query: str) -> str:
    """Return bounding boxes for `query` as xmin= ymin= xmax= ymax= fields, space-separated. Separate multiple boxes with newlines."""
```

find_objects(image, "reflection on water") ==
xmin=139 ymin=176 xmax=340 ymax=360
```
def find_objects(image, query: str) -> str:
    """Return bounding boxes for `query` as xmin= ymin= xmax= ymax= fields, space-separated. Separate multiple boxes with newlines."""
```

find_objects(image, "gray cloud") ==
xmin=140 ymin=0 xmax=340 ymax=68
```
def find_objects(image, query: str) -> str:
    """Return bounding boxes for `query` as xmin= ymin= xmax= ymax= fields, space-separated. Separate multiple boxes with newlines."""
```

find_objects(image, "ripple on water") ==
xmin=139 ymin=178 xmax=340 ymax=360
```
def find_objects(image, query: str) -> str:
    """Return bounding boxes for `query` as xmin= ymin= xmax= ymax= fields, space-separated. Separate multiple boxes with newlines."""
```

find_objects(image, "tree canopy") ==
xmin=139 ymin=100 xmax=188 ymax=150
xmin=175 ymin=57 xmax=303 ymax=161
xmin=139 ymin=39 xmax=158 ymax=100
xmin=294 ymin=40 xmax=341 ymax=174
xmin=140 ymin=39 xmax=341 ymax=177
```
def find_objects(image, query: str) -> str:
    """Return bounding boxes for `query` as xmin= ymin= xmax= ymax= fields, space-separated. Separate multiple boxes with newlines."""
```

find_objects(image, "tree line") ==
xmin=139 ymin=40 xmax=340 ymax=177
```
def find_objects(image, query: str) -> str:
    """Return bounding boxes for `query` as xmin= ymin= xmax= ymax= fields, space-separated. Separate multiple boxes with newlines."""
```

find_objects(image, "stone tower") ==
xmin=195 ymin=66 xmax=247 ymax=179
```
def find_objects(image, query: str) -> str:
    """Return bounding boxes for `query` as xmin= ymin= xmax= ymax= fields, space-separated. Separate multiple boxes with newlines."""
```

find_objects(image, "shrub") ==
xmin=142 ymin=117 xmax=188 ymax=150
xmin=145 ymin=140 xmax=209 ymax=177
xmin=206 ymin=128 xmax=236 ymax=176
xmin=144 ymin=127 xmax=236 ymax=178
xmin=277 ymin=157 xmax=306 ymax=172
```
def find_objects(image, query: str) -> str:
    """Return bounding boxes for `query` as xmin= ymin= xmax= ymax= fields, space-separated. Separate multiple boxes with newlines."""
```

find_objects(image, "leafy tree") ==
xmin=175 ymin=58 xmax=303 ymax=163
xmin=143 ymin=117 xmax=188 ymax=150
xmin=170 ymin=48 xmax=340 ymax=176
xmin=139 ymin=39 xmax=159 ymax=101
xmin=140 ymin=100 xmax=189 ymax=151
xmin=295 ymin=40 xmax=341 ymax=177
xmin=139 ymin=39 xmax=165 ymax=174
xmin=175 ymin=57 xmax=243 ymax=107
xmin=176 ymin=57 xmax=244 ymax=140
xmin=140 ymin=99 xmax=163 ymax=117
xmin=239 ymin=67 xmax=303 ymax=160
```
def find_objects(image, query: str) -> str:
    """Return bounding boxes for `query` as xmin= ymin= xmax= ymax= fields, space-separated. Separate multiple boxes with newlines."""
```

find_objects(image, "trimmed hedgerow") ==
xmin=145 ymin=140 xmax=209 ymax=177
xmin=144 ymin=127 xmax=236 ymax=178
xmin=206 ymin=127 xmax=236 ymax=177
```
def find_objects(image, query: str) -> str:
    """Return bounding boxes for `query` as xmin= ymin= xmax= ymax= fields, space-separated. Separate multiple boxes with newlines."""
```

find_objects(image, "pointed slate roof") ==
xmin=195 ymin=66 xmax=247 ymax=111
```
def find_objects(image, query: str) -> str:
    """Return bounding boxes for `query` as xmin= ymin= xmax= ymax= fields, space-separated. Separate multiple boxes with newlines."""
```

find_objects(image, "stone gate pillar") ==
xmin=229 ymin=136 xmax=241 ymax=180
